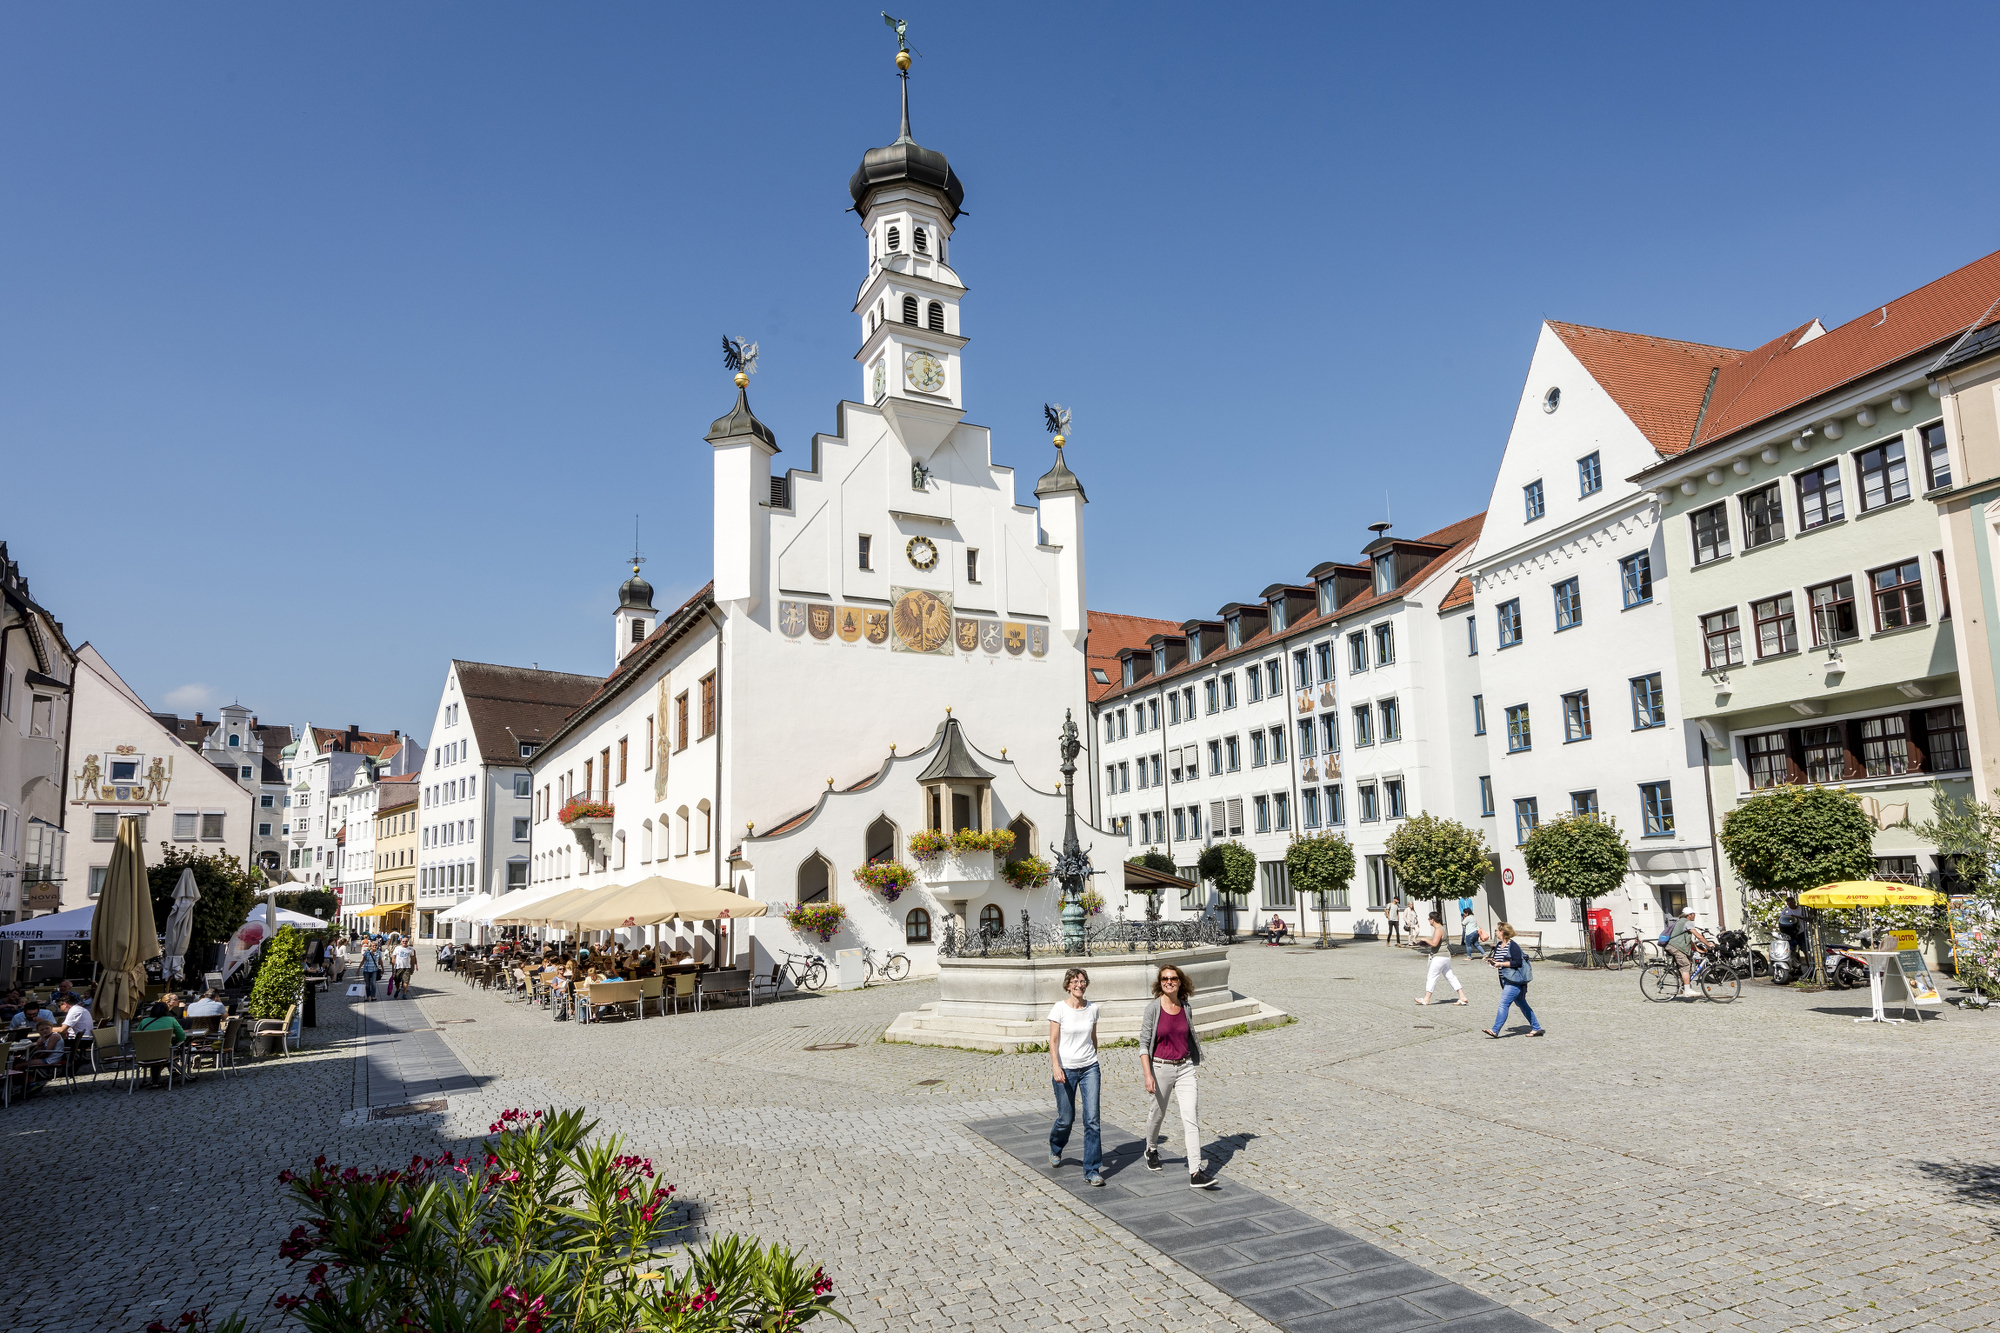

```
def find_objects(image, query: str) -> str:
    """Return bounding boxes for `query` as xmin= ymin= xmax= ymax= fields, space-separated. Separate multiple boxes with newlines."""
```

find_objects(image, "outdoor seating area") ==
xmin=2 ymin=981 xmax=295 ymax=1104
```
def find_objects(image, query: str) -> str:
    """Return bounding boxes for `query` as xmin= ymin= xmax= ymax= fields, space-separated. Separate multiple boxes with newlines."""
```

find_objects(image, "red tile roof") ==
xmin=1437 ymin=576 xmax=1474 ymax=612
xmin=1090 ymin=513 xmax=1484 ymax=707
xmin=1688 ymin=247 xmax=2000 ymax=451
xmin=1085 ymin=611 xmax=1183 ymax=702
xmin=1548 ymin=322 xmax=1745 ymax=457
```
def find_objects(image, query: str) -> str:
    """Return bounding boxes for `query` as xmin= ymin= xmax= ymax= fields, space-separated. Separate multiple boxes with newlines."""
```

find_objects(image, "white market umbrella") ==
xmin=0 ymin=904 xmax=96 ymax=940
xmin=161 ymin=868 xmax=202 ymax=981
xmin=436 ymin=893 xmax=493 ymax=926
xmin=245 ymin=903 xmax=326 ymax=930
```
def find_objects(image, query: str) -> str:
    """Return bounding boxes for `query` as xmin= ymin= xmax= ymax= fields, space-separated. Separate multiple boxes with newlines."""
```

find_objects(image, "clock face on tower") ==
xmin=904 ymin=349 xmax=946 ymax=395
xmin=905 ymin=535 xmax=939 ymax=571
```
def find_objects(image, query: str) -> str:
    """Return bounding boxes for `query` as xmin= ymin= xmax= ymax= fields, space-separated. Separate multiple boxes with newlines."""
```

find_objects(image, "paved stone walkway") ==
xmin=972 ymin=1112 xmax=1547 ymax=1333
xmin=3 ymin=946 xmax=1999 ymax=1333
xmin=347 ymin=996 xmax=480 ymax=1113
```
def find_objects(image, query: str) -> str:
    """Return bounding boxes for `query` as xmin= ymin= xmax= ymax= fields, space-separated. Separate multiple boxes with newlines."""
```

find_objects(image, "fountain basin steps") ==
xmin=885 ymin=946 xmax=1289 ymax=1053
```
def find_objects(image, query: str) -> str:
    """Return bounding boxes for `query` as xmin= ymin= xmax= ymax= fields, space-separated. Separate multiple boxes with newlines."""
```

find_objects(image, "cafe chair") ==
xmin=667 ymin=973 xmax=698 ymax=1016
xmin=638 ymin=976 xmax=663 ymax=1016
xmin=90 ymin=1027 xmax=134 ymax=1084
xmin=129 ymin=1028 xmax=179 ymax=1092
xmin=254 ymin=1005 xmax=297 ymax=1059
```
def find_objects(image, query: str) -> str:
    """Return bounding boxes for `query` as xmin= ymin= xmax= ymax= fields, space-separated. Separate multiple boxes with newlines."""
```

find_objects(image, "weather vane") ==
xmin=629 ymin=516 xmax=646 ymax=576
xmin=721 ymin=335 xmax=759 ymax=389
xmin=1043 ymin=403 xmax=1072 ymax=448
xmin=882 ymin=12 xmax=919 ymax=68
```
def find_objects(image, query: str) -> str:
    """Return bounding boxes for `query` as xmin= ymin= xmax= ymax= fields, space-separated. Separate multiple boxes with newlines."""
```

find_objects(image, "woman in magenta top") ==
xmin=1137 ymin=964 xmax=1216 ymax=1189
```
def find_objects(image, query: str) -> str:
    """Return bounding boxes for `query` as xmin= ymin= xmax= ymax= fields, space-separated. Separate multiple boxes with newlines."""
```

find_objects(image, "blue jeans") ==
xmin=1050 ymin=1062 xmax=1102 ymax=1176
xmin=362 ymin=972 xmax=377 ymax=999
xmin=1492 ymin=983 xmax=1539 ymax=1033
xmin=1463 ymin=932 xmax=1484 ymax=960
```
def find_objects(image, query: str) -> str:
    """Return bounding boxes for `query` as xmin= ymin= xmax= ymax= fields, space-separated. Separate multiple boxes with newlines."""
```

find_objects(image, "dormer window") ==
xmin=926 ymin=301 xmax=945 ymax=332
xmin=1188 ymin=637 xmax=1203 ymax=664
xmin=913 ymin=226 xmax=928 ymax=253
xmin=886 ymin=225 xmax=901 ymax=251
xmin=1153 ymin=647 xmax=1166 ymax=675
xmin=228 ymin=734 xmax=241 ymax=747
xmin=1226 ymin=615 xmax=1242 ymax=648
xmin=1317 ymin=579 xmax=1335 ymax=616
xmin=1270 ymin=601 xmax=1287 ymax=632
xmin=901 ymin=295 xmax=918 ymax=325
xmin=1372 ymin=554 xmax=1394 ymax=596
xmin=1122 ymin=658 xmax=1135 ymax=687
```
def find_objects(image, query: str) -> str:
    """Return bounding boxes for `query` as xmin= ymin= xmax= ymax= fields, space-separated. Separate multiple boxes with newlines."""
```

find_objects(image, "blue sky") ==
xmin=6 ymin=2 xmax=1997 ymax=743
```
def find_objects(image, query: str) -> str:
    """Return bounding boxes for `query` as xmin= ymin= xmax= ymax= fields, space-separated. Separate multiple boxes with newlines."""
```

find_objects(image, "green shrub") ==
xmin=248 ymin=925 xmax=305 ymax=1021
xmin=1285 ymin=832 xmax=1356 ymax=908
xmin=148 ymin=845 xmax=259 ymax=966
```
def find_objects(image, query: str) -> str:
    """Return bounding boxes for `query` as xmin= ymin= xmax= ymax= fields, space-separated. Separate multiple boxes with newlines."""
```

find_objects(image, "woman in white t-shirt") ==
xmin=1047 ymin=967 xmax=1104 ymax=1186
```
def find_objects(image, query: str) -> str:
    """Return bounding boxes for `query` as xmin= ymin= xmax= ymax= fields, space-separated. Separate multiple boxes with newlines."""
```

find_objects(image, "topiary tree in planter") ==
xmin=1519 ymin=814 xmax=1631 ymax=965
xmin=1384 ymin=814 xmax=1489 ymax=924
xmin=248 ymin=924 xmax=305 ymax=1022
xmin=1196 ymin=840 xmax=1257 ymax=937
xmin=1286 ymin=832 xmax=1356 ymax=946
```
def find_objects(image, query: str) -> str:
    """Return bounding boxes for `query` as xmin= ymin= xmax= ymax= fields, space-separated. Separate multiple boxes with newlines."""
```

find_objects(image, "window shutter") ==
xmin=174 ymin=812 xmax=197 ymax=840
xmin=1208 ymin=801 xmax=1226 ymax=836
xmin=1226 ymin=797 xmax=1244 ymax=835
xmin=770 ymin=476 xmax=789 ymax=507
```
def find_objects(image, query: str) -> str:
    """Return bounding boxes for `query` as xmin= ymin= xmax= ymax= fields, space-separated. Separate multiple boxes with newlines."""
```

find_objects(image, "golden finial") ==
xmin=734 ymin=371 xmax=748 ymax=389
xmin=945 ymin=705 xmax=953 ymax=715
xmin=896 ymin=48 xmax=911 ymax=71
xmin=1052 ymin=434 xmax=1065 ymax=448
xmin=826 ymin=776 xmax=835 ymax=788
xmin=1000 ymin=747 xmax=1007 ymax=758
xmin=889 ymin=743 xmax=897 ymax=753
xmin=745 ymin=821 xmax=755 ymax=835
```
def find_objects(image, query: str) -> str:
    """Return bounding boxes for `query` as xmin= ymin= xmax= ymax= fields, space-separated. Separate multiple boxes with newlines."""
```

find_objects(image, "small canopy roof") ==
xmin=1124 ymin=860 xmax=1191 ymax=894
xmin=351 ymin=902 xmax=410 ymax=920
xmin=916 ymin=716 xmax=993 ymax=783
xmin=0 ymin=904 xmax=97 ymax=940
xmin=566 ymin=877 xmax=768 ymax=930
xmin=1798 ymin=882 xmax=1947 ymax=908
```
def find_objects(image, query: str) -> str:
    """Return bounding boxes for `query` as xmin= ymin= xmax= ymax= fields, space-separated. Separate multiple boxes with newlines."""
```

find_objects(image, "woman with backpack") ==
xmin=1483 ymin=922 xmax=1544 ymax=1037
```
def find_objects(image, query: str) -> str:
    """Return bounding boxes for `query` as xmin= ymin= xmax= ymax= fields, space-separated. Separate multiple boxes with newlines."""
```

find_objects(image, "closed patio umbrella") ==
xmin=91 ymin=815 xmax=161 ymax=1024
xmin=160 ymin=867 xmax=201 ymax=982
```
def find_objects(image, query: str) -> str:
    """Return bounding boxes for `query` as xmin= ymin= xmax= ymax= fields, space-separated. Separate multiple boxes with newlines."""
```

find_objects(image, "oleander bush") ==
xmin=143 ymin=1107 xmax=843 ymax=1333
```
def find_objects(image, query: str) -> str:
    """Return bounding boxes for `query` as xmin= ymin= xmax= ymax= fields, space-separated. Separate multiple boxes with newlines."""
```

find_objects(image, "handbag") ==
xmin=1498 ymin=946 xmax=1532 ymax=987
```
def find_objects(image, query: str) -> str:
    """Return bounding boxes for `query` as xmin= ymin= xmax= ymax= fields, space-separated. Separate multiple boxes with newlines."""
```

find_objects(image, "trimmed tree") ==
xmin=248 ymin=924 xmax=306 ymax=1021
xmin=1519 ymin=814 xmax=1631 ymax=964
xmin=1722 ymin=786 xmax=1881 ymax=967
xmin=1129 ymin=850 xmax=1179 ymax=876
xmin=148 ymin=845 xmax=260 ymax=972
xmin=1285 ymin=832 xmax=1357 ymax=944
xmin=1384 ymin=814 xmax=1490 ymax=921
xmin=1197 ymin=839 xmax=1257 ymax=935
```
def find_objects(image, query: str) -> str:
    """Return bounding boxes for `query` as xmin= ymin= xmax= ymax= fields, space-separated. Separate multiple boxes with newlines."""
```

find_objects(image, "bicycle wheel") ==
xmin=1700 ymin=965 xmax=1742 ymax=1003
xmin=1601 ymin=944 xmax=1626 ymax=972
xmin=861 ymin=958 xmax=877 ymax=986
xmin=802 ymin=960 xmax=829 ymax=991
xmin=1639 ymin=963 xmax=1681 ymax=1002
xmin=885 ymin=953 xmax=910 ymax=982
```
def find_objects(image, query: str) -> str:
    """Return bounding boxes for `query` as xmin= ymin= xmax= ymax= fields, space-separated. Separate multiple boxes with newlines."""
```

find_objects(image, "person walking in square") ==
xmin=1399 ymin=899 xmax=1419 ymax=948
xmin=1415 ymin=911 xmax=1468 ymax=1006
xmin=1483 ymin=922 xmax=1544 ymax=1037
xmin=359 ymin=942 xmax=381 ymax=1001
xmin=1140 ymin=964 xmax=1217 ymax=1189
xmin=1047 ymin=967 xmax=1104 ymax=1186
xmin=1385 ymin=897 xmax=1403 ymax=947
xmin=1460 ymin=906 xmax=1488 ymax=961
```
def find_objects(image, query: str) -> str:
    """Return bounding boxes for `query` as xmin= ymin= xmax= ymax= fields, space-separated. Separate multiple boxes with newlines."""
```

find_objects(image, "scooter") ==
xmin=1768 ymin=932 xmax=1808 ymax=984
xmin=1822 ymin=942 xmax=1871 ymax=990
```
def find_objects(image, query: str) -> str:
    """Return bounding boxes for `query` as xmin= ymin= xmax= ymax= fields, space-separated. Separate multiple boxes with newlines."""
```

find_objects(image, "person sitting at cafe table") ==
xmin=58 ymin=997 xmax=94 ymax=1040
xmin=25 ymin=1020 xmax=67 ymax=1088
xmin=185 ymin=990 xmax=227 ymax=1018
xmin=10 ymin=1000 xmax=56 ymax=1030
xmin=51 ymin=979 xmax=83 ymax=1008
xmin=135 ymin=1002 xmax=189 ymax=1086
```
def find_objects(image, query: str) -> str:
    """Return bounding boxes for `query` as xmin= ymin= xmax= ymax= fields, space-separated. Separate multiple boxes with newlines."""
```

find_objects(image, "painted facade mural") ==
xmin=71 ymin=747 xmax=174 ymax=806
xmin=776 ymin=593 xmax=1049 ymax=661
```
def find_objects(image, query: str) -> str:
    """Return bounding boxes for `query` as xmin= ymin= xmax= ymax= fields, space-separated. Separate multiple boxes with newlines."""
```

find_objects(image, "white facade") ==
xmin=1091 ymin=519 xmax=1481 ymax=937
xmin=0 ymin=551 xmax=75 ymax=926
xmin=1466 ymin=324 xmax=1718 ymax=944
xmin=66 ymin=645 xmax=252 ymax=907
xmin=523 ymin=98 xmax=1098 ymax=970
xmin=340 ymin=766 xmax=379 ymax=927
xmin=286 ymin=724 xmax=423 ymax=901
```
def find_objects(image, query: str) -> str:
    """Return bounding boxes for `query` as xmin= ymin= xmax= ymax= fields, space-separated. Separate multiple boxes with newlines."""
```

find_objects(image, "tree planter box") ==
xmin=919 ymin=850 xmax=996 ymax=898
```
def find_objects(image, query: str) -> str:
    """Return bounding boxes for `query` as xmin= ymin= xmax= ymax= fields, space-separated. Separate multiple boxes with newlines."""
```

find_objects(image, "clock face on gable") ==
xmin=905 ymin=535 xmax=939 ymax=571
xmin=904 ymin=349 xmax=946 ymax=395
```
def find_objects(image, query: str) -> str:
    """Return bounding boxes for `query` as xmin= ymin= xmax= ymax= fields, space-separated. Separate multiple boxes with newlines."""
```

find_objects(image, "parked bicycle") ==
xmin=767 ymin=950 xmax=828 ymax=995
xmin=860 ymin=945 xmax=910 ymax=984
xmin=1639 ymin=945 xmax=1742 ymax=1003
xmin=1590 ymin=931 xmax=1653 ymax=971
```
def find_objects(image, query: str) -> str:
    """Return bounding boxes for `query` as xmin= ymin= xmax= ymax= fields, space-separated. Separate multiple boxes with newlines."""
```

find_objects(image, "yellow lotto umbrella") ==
xmin=90 ymin=815 xmax=161 ymax=1022
xmin=1798 ymin=882 xmax=1947 ymax=908
xmin=567 ymin=876 xmax=769 ymax=930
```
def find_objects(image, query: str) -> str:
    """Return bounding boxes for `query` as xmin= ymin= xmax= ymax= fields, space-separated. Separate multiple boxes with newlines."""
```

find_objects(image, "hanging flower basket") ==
xmin=852 ymin=859 xmax=915 ymax=902
xmin=1078 ymin=889 xmax=1106 ymax=917
xmin=1003 ymin=855 xmax=1052 ymax=890
xmin=783 ymin=902 xmax=848 ymax=942
xmin=558 ymin=798 xmax=615 ymax=826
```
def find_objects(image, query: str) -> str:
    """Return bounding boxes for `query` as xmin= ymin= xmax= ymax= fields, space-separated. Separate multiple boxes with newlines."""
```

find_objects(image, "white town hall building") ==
xmin=510 ymin=76 xmax=1104 ymax=972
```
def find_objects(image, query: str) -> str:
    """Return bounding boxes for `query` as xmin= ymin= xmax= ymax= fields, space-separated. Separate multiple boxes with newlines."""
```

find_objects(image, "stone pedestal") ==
xmin=884 ymin=946 xmax=1287 ymax=1053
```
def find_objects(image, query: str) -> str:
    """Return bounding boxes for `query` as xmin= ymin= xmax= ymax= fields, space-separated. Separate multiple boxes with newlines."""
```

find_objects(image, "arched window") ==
xmin=228 ymin=734 xmax=240 ymax=747
xmin=979 ymin=904 xmax=1005 ymax=936
xmin=926 ymin=301 xmax=944 ymax=332
xmin=865 ymin=815 xmax=897 ymax=866
xmin=913 ymin=226 xmax=928 ymax=253
xmin=906 ymin=907 xmax=932 ymax=943
xmin=676 ymin=806 xmax=690 ymax=856
xmin=1007 ymin=816 xmax=1035 ymax=860
xmin=886 ymin=225 xmax=901 ymax=251
xmin=901 ymin=295 xmax=918 ymax=325
xmin=797 ymin=854 xmax=832 ymax=905
xmin=640 ymin=818 xmax=653 ymax=862
xmin=614 ymin=830 xmax=626 ymax=870
xmin=697 ymin=799 xmax=712 ymax=852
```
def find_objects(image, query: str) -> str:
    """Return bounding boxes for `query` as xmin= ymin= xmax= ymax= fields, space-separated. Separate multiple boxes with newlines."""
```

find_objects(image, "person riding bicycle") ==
xmin=1667 ymin=906 xmax=1711 ymax=990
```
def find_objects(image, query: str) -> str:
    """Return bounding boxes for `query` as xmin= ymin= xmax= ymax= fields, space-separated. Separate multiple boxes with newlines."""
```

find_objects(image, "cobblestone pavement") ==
xmin=2 ymin=943 xmax=1997 ymax=1333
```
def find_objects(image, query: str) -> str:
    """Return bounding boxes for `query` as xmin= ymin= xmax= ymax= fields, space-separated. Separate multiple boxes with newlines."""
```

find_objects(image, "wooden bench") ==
xmin=1514 ymin=931 xmax=1544 ymax=959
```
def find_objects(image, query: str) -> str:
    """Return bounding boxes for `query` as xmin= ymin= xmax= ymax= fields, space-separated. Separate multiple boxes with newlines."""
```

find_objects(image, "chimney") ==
xmin=195 ymin=712 xmax=204 ymax=724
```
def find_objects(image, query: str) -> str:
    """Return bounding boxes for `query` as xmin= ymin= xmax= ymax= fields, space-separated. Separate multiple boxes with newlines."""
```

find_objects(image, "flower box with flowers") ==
xmin=1003 ymin=855 xmax=1052 ymax=890
xmin=783 ymin=902 xmax=848 ymax=942
xmin=558 ymin=798 xmax=615 ymax=851
xmin=910 ymin=829 xmax=1016 ymax=894
xmin=851 ymin=859 xmax=916 ymax=902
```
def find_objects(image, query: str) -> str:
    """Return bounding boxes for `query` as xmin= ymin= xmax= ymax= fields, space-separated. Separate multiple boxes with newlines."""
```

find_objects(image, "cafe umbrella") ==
xmin=160 ymin=867 xmax=201 ymax=983
xmin=91 ymin=815 xmax=161 ymax=1027
xmin=1798 ymin=882 xmax=1948 ymax=908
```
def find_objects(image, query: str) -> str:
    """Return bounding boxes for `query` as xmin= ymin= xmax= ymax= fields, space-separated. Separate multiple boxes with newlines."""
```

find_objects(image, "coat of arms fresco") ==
xmin=778 ymin=601 xmax=807 ymax=639
xmin=890 ymin=587 xmax=954 ymax=655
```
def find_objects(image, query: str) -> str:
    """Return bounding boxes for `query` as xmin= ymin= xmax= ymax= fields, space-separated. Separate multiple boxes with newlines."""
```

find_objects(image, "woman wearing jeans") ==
xmin=1140 ymin=964 xmax=1217 ymax=1189
xmin=1047 ymin=968 xmax=1103 ymax=1186
xmin=1483 ymin=922 xmax=1545 ymax=1037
